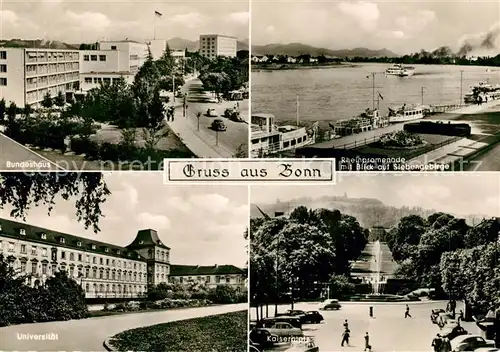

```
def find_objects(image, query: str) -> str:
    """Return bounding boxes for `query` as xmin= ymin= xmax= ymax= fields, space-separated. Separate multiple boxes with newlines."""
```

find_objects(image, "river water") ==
xmin=251 ymin=63 xmax=500 ymax=124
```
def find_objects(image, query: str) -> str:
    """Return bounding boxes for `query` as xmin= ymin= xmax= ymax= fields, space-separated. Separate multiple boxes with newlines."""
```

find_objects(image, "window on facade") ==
xmin=216 ymin=275 xmax=221 ymax=283
xmin=103 ymin=77 xmax=111 ymax=85
xmin=20 ymin=244 xmax=26 ymax=254
xmin=42 ymin=263 xmax=47 ymax=274
xmin=99 ymin=268 xmax=103 ymax=279
xmin=99 ymin=55 xmax=106 ymax=61
xmin=0 ymin=64 xmax=6 ymax=73
xmin=111 ymin=46 xmax=117 ymax=50
xmin=78 ymin=254 xmax=82 ymax=261
xmin=105 ymin=248 xmax=109 ymax=253
xmin=30 ymin=246 xmax=37 ymax=256
xmin=90 ymin=55 xmax=97 ymax=61
xmin=112 ymin=259 xmax=115 ymax=266
xmin=42 ymin=248 xmax=47 ymax=257
xmin=84 ymin=77 xmax=92 ymax=83
xmin=85 ymin=283 xmax=89 ymax=292
xmin=92 ymin=244 xmax=96 ymax=250
xmin=51 ymin=264 xmax=57 ymax=274
xmin=106 ymin=258 xmax=109 ymax=265
xmin=31 ymin=262 xmax=37 ymax=274
xmin=106 ymin=270 xmax=110 ymax=279
xmin=70 ymin=253 xmax=74 ymax=261
xmin=59 ymin=237 xmax=65 ymax=244
xmin=86 ymin=255 xmax=90 ymax=263
xmin=61 ymin=251 xmax=66 ymax=259
xmin=226 ymin=277 xmax=230 ymax=283
xmin=112 ymin=271 xmax=115 ymax=280
xmin=19 ymin=228 xmax=26 ymax=235
xmin=77 ymin=241 xmax=81 ymax=247
xmin=85 ymin=268 xmax=90 ymax=278
xmin=21 ymin=261 xmax=26 ymax=272
xmin=93 ymin=257 xmax=96 ymax=264
xmin=1 ymin=77 xmax=8 ymax=86
xmin=100 ymin=258 xmax=103 ymax=265
xmin=83 ymin=55 xmax=89 ymax=61
xmin=0 ymin=51 xmax=6 ymax=59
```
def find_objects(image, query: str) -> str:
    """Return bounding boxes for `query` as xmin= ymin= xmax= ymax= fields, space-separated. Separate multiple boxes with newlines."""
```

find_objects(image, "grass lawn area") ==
xmin=109 ymin=310 xmax=247 ymax=352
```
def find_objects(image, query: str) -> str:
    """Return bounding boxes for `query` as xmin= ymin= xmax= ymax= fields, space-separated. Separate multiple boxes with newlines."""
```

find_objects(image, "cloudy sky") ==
xmin=0 ymin=0 xmax=249 ymax=43
xmin=252 ymin=0 xmax=500 ymax=55
xmin=0 ymin=173 xmax=248 ymax=267
xmin=251 ymin=173 xmax=499 ymax=218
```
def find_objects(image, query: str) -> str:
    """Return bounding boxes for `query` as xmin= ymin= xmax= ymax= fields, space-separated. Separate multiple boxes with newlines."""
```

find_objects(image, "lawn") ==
xmin=109 ymin=310 xmax=248 ymax=352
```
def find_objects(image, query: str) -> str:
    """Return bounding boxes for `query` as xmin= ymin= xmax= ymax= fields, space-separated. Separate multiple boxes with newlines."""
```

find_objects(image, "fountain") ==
xmin=371 ymin=240 xmax=382 ymax=295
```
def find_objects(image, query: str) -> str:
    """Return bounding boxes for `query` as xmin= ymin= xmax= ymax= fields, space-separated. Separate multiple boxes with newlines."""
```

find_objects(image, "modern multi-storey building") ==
xmin=0 ymin=218 xmax=245 ymax=298
xmin=79 ymin=40 xmax=148 ymax=91
xmin=0 ymin=48 xmax=80 ymax=108
xmin=199 ymin=34 xmax=237 ymax=59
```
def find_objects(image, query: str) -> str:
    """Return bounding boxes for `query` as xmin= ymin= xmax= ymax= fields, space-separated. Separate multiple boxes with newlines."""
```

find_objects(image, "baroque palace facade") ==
xmin=0 ymin=218 xmax=245 ymax=298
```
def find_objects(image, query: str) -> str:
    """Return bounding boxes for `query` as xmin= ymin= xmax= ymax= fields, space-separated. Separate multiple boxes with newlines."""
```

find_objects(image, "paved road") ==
xmin=0 ymin=133 xmax=63 ymax=170
xmin=351 ymin=242 xmax=398 ymax=281
xmin=253 ymin=301 xmax=480 ymax=352
xmin=0 ymin=303 xmax=247 ymax=351
xmin=171 ymin=78 xmax=248 ymax=157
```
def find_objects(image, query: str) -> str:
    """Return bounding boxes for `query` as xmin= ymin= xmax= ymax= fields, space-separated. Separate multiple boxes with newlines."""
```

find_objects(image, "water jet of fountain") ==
xmin=371 ymin=241 xmax=382 ymax=295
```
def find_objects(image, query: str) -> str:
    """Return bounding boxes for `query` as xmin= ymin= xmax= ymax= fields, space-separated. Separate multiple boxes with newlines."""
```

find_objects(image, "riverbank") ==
xmin=252 ymin=62 xmax=358 ymax=71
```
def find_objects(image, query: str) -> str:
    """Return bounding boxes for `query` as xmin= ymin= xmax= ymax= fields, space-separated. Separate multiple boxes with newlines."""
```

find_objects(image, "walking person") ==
xmin=405 ymin=304 xmax=412 ymax=318
xmin=341 ymin=328 xmax=350 ymax=347
xmin=364 ymin=332 xmax=371 ymax=351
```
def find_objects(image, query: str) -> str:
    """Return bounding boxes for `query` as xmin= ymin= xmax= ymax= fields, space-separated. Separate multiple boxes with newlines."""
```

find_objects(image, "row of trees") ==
xmin=382 ymin=213 xmax=499 ymax=310
xmin=148 ymin=282 xmax=247 ymax=304
xmin=347 ymin=52 xmax=500 ymax=67
xmin=199 ymin=56 xmax=248 ymax=98
xmin=250 ymin=206 xmax=368 ymax=314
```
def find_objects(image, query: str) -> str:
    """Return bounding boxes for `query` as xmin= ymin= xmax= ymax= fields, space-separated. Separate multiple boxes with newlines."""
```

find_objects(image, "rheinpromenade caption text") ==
xmin=163 ymin=159 xmax=336 ymax=184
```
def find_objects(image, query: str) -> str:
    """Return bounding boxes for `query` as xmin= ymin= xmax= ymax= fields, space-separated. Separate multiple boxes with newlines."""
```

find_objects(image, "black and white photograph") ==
xmin=249 ymin=174 xmax=500 ymax=351
xmin=0 ymin=172 xmax=248 ymax=351
xmin=250 ymin=1 xmax=500 ymax=172
xmin=0 ymin=0 xmax=249 ymax=171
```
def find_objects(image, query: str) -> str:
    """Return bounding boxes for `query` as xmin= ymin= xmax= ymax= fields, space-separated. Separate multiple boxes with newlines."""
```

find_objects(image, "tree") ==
xmin=41 ymin=92 xmax=53 ymax=108
xmin=23 ymin=103 xmax=32 ymax=119
xmin=55 ymin=91 xmax=66 ymax=107
xmin=142 ymin=88 xmax=168 ymax=151
xmin=0 ymin=98 xmax=5 ymax=121
xmin=0 ymin=173 xmax=110 ymax=233
xmin=4 ymin=102 xmax=20 ymax=139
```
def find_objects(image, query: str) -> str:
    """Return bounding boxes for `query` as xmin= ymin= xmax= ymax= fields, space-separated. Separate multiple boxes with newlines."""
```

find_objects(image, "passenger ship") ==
xmin=250 ymin=113 xmax=313 ymax=157
xmin=385 ymin=64 xmax=415 ymax=77
xmin=388 ymin=104 xmax=424 ymax=123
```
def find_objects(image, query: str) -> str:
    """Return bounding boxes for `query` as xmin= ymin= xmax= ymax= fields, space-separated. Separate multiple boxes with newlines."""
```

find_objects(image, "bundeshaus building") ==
xmin=0 ymin=218 xmax=246 ymax=298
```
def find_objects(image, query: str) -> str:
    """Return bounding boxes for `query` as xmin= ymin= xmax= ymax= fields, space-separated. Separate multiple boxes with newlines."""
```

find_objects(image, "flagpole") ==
xmin=296 ymin=95 xmax=299 ymax=127
xmin=153 ymin=14 xmax=156 ymax=40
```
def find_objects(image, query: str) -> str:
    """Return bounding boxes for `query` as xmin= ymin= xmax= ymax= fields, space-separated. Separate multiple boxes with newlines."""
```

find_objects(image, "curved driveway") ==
xmin=0 ymin=303 xmax=246 ymax=351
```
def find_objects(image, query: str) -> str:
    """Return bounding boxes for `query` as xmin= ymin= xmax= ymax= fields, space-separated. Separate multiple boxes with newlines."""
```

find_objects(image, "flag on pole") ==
xmin=378 ymin=92 xmax=384 ymax=100
xmin=155 ymin=11 xmax=163 ymax=17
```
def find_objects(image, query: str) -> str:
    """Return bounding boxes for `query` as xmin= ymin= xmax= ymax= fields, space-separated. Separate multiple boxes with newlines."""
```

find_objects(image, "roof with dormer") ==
xmin=169 ymin=264 xmax=245 ymax=276
xmin=0 ymin=218 xmax=147 ymax=261
xmin=125 ymin=229 xmax=170 ymax=250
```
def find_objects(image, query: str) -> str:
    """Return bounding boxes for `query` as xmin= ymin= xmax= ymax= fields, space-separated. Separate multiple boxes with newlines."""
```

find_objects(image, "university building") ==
xmin=0 ymin=48 xmax=80 ymax=108
xmin=0 ymin=218 xmax=245 ymax=298
xmin=199 ymin=34 xmax=237 ymax=59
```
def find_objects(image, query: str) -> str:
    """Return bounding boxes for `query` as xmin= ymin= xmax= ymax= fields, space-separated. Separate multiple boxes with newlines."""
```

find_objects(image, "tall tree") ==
xmin=54 ymin=91 xmax=66 ymax=107
xmin=142 ymin=88 xmax=168 ymax=151
xmin=41 ymin=92 xmax=53 ymax=108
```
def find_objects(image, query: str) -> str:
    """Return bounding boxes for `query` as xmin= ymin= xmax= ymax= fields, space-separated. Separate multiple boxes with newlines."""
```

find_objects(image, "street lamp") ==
xmin=274 ymin=233 xmax=281 ymax=316
xmin=196 ymin=112 xmax=201 ymax=131
xmin=216 ymin=129 xmax=219 ymax=146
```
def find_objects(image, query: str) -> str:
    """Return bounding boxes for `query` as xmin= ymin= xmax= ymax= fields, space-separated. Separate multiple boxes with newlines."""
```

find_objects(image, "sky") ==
xmin=251 ymin=173 xmax=500 ymax=218
xmin=252 ymin=0 xmax=500 ymax=55
xmin=0 ymin=0 xmax=249 ymax=43
xmin=0 ymin=172 xmax=249 ymax=268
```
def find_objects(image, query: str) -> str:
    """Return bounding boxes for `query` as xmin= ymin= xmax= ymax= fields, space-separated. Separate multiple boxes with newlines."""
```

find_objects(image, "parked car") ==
xmin=211 ymin=119 xmax=227 ymax=131
xmin=206 ymin=108 xmax=217 ymax=117
xmin=264 ymin=322 xmax=304 ymax=338
xmin=438 ymin=312 xmax=455 ymax=328
xmin=207 ymin=97 xmax=218 ymax=103
xmin=451 ymin=335 xmax=495 ymax=351
xmin=259 ymin=316 xmax=302 ymax=329
xmin=283 ymin=340 xmax=319 ymax=352
xmin=431 ymin=309 xmax=446 ymax=324
xmin=474 ymin=348 xmax=500 ymax=352
xmin=303 ymin=311 xmax=324 ymax=324
xmin=438 ymin=324 xmax=468 ymax=341
xmin=249 ymin=328 xmax=278 ymax=350
xmin=276 ymin=310 xmax=308 ymax=324
xmin=319 ymin=299 xmax=341 ymax=310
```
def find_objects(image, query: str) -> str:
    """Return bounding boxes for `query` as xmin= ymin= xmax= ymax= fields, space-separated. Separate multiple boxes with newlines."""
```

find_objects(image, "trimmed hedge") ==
xmin=70 ymin=137 xmax=194 ymax=169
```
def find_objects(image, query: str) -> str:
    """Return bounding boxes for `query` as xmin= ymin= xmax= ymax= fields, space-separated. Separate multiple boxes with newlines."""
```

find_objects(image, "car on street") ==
xmin=263 ymin=322 xmax=304 ymax=338
xmin=303 ymin=311 xmax=324 ymax=324
xmin=207 ymin=97 xmax=218 ymax=103
xmin=271 ymin=339 xmax=319 ymax=352
xmin=319 ymin=299 xmax=341 ymax=310
xmin=249 ymin=328 xmax=278 ymax=350
xmin=451 ymin=335 xmax=495 ymax=351
xmin=431 ymin=309 xmax=447 ymax=324
xmin=206 ymin=108 xmax=218 ymax=117
xmin=211 ymin=119 xmax=227 ymax=131
xmin=438 ymin=324 xmax=468 ymax=341
xmin=276 ymin=310 xmax=308 ymax=323
xmin=438 ymin=312 xmax=455 ymax=328
xmin=259 ymin=316 xmax=302 ymax=329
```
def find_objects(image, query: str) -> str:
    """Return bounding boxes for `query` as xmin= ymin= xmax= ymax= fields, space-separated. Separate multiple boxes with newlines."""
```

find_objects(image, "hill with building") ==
xmin=251 ymin=43 xmax=398 ymax=58
xmin=251 ymin=196 xmax=487 ymax=229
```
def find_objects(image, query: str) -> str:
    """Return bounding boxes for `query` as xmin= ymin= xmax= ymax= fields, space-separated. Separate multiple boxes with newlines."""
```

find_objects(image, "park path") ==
xmin=0 ymin=303 xmax=247 ymax=351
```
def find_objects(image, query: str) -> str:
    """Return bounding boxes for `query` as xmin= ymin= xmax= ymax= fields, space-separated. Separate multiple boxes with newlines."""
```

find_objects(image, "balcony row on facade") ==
xmin=26 ymin=72 xmax=79 ymax=90
xmin=26 ymin=62 xmax=79 ymax=77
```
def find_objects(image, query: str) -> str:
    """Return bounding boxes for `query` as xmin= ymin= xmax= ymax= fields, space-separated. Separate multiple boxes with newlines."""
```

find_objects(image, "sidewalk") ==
xmin=166 ymin=111 xmax=233 ymax=158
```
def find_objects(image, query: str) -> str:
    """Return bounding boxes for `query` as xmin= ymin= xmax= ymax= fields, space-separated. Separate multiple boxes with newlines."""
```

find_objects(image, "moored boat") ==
xmin=388 ymin=104 xmax=424 ymax=123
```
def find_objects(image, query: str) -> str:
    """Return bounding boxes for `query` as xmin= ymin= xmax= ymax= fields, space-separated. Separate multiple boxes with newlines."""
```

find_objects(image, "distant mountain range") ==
xmin=0 ymin=37 xmax=249 ymax=52
xmin=251 ymin=196 xmax=488 ymax=229
xmin=252 ymin=43 xmax=398 ymax=58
